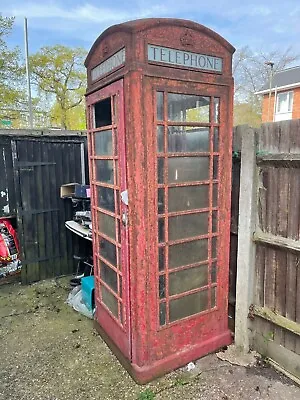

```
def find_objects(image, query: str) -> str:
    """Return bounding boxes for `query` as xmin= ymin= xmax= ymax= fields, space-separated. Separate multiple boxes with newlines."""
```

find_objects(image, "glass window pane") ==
xmin=169 ymin=185 xmax=209 ymax=212
xmin=95 ymin=130 xmax=112 ymax=155
xmin=169 ymin=212 xmax=208 ymax=241
xmin=159 ymin=302 xmax=166 ymax=326
xmin=212 ymin=236 xmax=218 ymax=259
xmin=212 ymin=211 xmax=218 ymax=233
xmin=158 ymin=218 xmax=165 ymax=243
xmin=277 ymin=92 xmax=291 ymax=113
xmin=214 ymin=98 xmax=220 ymax=123
xmin=100 ymin=261 xmax=117 ymax=292
xmin=101 ymin=285 xmax=118 ymax=317
xmin=168 ymin=127 xmax=209 ymax=152
xmin=157 ymin=125 xmax=164 ymax=152
xmin=168 ymin=157 xmax=209 ymax=183
xmin=157 ymin=92 xmax=164 ymax=120
xmin=98 ymin=212 xmax=116 ymax=240
xmin=158 ymin=188 xmax=165 ymax=214
xmin=168 ymin=94 xmax=210 ymax=123
xmin=213 ymin=127 xmax=219 ymax=152
xmin=211 ymin=262 xmax=217 ymax=283
xmin=157 ymin=158 xmax=165 ymax=184
xmin=159 ymin=274 xmax=166 ymax=299
xmin=95 ymin=160 xmax=114 ymax=184
xmin=159 ymin=247 xmax=165 ymax=271
xmin=100 ymin=237 xmax=117 ymax=266
xmin=213 ymin=156 xmax=218 ymax=180
xmin=98 ymin=186 xmax=115 ymax=212
xmin=169 ymin=264 xmax=208 ymax=296
xmin=169 ymin=239 xmax=208 ymax=268
xmin=169 ymin=289 xmax=209 ymax=322
xmin=213 ymin=184 xmax=218 ymax=207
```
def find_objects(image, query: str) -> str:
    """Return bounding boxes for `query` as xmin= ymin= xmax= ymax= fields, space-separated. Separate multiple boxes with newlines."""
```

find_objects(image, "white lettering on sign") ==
xmin=148 ymin=45 xmax=222 ymax=73
xmin=91 ymin=48 xmax=126 ymax=81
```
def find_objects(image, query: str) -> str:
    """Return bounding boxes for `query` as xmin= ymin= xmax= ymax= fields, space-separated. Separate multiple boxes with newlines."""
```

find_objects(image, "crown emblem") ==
xmin=180 ymin=31 xmax=194 ymax=47
xmin=102 ymin=44 xmax=110 ymax=57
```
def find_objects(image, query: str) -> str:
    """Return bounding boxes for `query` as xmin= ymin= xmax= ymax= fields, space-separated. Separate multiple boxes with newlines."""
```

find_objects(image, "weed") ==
xmin=174 ymin=377 xmax=189 ymax=386
xmin=137 ymin=388 xmax=155 ymax=400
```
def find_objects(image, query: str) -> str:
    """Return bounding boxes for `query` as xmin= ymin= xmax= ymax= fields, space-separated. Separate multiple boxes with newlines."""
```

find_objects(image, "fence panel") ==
xmin=235 ymin=120 xmax=300 ymax=380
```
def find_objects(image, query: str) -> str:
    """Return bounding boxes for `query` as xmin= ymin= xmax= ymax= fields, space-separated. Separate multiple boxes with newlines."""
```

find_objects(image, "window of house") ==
xmin=276 ymin=91 xmax=294 ymax=114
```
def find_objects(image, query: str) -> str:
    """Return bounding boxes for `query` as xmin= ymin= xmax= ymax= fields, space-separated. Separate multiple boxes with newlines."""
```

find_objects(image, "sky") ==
xmin=1 ymin=0 xmax=300 ymax=58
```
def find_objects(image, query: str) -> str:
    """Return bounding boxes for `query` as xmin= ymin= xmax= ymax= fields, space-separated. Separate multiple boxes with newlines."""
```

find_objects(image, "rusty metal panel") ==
xmin=86 ymin=18 xmax=234 ymax=383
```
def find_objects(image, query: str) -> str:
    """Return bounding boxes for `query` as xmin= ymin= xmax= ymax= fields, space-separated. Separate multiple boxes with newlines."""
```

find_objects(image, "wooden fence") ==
xmin=235 ymin=120 xmax=300 ymax=380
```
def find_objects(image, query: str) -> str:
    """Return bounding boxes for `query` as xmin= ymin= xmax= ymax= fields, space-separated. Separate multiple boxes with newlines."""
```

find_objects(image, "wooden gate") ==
xmin=0 ymin=130 xmax=87 ymax=283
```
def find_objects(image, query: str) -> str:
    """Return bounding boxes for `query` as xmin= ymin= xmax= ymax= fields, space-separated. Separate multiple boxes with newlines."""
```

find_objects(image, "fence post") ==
xmin=235 ymin=126 xmax=257 ymax=352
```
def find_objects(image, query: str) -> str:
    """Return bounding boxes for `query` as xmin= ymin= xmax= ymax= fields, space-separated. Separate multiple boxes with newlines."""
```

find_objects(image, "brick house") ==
xmin=255 ymin=66 xmax=300 ymax=123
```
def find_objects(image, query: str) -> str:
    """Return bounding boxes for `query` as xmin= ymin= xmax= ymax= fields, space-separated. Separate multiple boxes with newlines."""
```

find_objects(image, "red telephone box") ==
xmin=85 ymin=18 xmax=235 ymax=383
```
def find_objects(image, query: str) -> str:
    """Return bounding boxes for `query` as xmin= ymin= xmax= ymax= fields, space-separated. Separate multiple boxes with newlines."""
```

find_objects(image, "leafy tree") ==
xmin=234 ymin=101 xmax=261 ymax=127
xmin=233 ymin=46 xmax=300 ymax=126
xmin=50 ymin=101 xmax=86 ymax=130
xmin=0 ymin=14 xmax=26 ymax=126
xmin=30 ymin=45 xmax=87 ymax=129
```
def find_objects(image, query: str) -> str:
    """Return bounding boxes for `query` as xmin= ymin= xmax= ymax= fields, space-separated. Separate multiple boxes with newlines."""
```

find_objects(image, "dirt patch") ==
xmin=0 ymin=278 xmax=299 ymax=400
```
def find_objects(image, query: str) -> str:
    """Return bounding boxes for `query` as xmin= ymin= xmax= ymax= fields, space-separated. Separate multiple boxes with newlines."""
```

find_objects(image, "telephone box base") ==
xmin=94 ymin=320 xmax=232 ymax=384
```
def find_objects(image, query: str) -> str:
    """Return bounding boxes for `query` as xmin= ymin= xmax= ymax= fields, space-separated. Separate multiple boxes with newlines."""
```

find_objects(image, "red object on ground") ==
xmin=0 ymin=219 xmax=20 ymax=263
xmin=85 ymin=18 xmax=234 ymax=383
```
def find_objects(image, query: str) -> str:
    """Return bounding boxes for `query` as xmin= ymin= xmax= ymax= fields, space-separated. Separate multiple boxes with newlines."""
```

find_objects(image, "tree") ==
xmin=234 ymin=101 xmax=262 ymax=127
xmin=0 ymin=14 xmax=26 ymax=126
xmin=50 ymin=101 xmax=86 ymax=130
xmin=233 ymin=46 xmax=300 ymax=126
xmin=30 ymin=45 xmax=87 ymax=129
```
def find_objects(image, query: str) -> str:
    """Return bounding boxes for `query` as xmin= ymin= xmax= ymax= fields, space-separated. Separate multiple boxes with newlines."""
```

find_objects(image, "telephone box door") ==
xmin=146 ymin=79 xmax=232 ymax=361
xmin=86 ymin=80 xmax=131 ymax=359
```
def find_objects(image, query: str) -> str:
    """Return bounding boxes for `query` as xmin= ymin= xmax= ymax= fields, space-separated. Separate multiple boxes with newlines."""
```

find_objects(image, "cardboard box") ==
xmin=60 ymin=183 xmax=90 ymax=199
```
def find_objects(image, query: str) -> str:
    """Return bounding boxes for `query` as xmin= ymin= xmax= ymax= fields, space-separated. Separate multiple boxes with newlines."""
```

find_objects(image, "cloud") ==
xmin=1 ymin=0 xmax=169 ymax=45
xmin=4 ymin=2 xmax=133 ymax=23
xmin=248 ymin=6 xmax=272 ymax=17
xmin=2 ymin=1 xmax=168 ymax=24
xmin=1 ymin=0 xmax=300 ymax=54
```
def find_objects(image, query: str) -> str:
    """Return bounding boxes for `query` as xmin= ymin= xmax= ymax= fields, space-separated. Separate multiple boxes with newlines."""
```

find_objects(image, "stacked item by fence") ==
xmin=0 ymin=219 xmax=21 ymax=280
xmin=61 ymin=183 xmax=92 ymax=241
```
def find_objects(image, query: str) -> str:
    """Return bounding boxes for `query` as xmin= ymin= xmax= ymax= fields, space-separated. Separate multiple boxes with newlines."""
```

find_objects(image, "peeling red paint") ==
xmin=85 ymin=18 xmax=235 ymax=383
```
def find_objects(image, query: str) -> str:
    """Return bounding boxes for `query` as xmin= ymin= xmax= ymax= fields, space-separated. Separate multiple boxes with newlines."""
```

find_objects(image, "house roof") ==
xmin=255 ymin=66 xmax=300 ymax=95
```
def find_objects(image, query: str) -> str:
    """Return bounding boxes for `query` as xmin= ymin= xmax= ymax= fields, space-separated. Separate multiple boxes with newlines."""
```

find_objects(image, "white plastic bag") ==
xmin=66 ymin=285 xmax=94 ymax=319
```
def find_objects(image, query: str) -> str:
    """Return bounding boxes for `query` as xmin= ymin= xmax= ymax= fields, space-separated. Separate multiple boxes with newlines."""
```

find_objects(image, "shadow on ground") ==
xmin=0 ymin=278 xmax=299 ymax=400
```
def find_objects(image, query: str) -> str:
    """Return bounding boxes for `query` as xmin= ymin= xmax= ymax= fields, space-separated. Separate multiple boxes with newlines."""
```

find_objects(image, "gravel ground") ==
xmin=0 ymin=277 xmax=299 ymax=400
